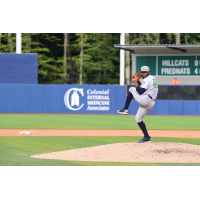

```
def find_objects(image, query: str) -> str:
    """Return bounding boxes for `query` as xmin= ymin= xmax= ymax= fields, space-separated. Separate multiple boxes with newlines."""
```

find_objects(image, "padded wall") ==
xmin=0 ymin=84 xmax=126 ymax=114
xmin=0 ymin=54 xmax=38 ymax=84
xmin=0 ymin=84 xmax=199 ymax=115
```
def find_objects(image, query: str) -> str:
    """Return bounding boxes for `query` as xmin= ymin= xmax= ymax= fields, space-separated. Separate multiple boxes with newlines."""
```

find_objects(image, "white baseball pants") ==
xmin=129 ymin=87 xmax=155 ymax=123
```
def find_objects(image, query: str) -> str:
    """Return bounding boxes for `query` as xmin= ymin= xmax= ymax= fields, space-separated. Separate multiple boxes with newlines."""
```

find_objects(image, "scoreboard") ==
xmin=136 ymin=55 xmax=200 ymax=76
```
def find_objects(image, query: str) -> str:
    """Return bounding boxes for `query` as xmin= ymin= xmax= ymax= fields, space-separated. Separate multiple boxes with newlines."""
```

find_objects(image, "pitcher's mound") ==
xmin=31 ymin=142 xmax=200 ymax=163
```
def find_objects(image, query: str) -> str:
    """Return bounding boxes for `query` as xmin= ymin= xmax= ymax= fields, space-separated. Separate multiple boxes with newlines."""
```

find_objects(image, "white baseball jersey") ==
xmin=140 ymin=75 xmax=158 ymax=100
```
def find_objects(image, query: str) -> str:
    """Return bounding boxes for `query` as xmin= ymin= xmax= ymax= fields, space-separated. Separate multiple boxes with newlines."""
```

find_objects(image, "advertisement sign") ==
xmin=62 ymin=86 xmax=114 ymax=113
xmin=0 ymin=84 xmax=199 ymax=115
xmin=0 ymin=84 xmax=125 ymax=114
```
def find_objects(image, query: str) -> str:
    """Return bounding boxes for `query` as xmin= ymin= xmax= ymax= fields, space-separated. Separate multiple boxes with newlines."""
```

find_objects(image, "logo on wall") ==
xmin=64 ymin=88 xmax=84 ymax=110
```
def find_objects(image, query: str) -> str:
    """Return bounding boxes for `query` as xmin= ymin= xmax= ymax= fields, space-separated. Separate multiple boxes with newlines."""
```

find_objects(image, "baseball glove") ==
xmin=131 ymin=72 xmax=142 ymax=82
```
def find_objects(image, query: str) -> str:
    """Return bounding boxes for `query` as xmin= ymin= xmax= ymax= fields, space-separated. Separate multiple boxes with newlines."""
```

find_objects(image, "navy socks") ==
xmin=124 ymin=92 xmax=150 ymax=138
xmin=137 ymin=121 xmax=150 ymax=138
xmin=124 ymin=92 xmax=133 ymax=110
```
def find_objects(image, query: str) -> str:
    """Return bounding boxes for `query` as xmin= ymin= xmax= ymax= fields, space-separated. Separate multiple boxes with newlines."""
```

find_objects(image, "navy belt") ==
xmin=148 ymin=95 xmax=156 ymax=101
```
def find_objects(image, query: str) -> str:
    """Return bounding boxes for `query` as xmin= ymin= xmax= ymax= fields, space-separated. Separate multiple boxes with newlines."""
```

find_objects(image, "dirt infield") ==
xmin=31 ymin=142 xmax=200 ymax=163
xmin=0 ymin=129 xmax=200 ymax=138
xmin=2 ymin=129 xmax=200 ymax=163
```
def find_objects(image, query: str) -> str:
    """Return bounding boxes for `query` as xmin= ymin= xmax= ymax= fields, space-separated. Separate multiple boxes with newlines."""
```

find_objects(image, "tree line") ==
xmin=0 ymin=33 xmax=200 ymax=84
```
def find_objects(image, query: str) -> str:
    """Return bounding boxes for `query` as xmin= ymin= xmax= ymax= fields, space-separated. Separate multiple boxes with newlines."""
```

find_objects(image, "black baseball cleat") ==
xmin=138 ymin=137 xmax=152 ymax=143
xmin=117 ymin=108 xmax=128 ymax=115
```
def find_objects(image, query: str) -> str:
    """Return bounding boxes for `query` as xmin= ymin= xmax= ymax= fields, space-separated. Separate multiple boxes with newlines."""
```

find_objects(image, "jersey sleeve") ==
xmin=136 ymin=86 xmax=146 ymax=94
xmin=140 ymin=79 xmax=149 ymax=89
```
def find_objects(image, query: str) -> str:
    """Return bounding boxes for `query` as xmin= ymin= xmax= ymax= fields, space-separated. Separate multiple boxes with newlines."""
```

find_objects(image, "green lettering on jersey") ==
xmin=153 ymin=79 xmax=158 ymax=88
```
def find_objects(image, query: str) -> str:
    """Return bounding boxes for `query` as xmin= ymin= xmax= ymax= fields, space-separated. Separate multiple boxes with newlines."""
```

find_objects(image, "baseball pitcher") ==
xmin=117 ymin=66 xmax=158 ymax=143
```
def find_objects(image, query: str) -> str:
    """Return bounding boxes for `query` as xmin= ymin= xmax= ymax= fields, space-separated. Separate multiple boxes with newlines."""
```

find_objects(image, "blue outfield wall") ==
xmin=128 ymin=100 xmax=200 ymax=116
xmin=0 ymin=54 xmax=38 ymax=84
xmin=0 ymin=84 xmax=199 ymax=115
xmin=0 ymin=84 xmax=125 ymax=114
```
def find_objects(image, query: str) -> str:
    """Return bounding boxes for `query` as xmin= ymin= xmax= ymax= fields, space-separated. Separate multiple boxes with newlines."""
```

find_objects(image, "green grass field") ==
xmin=0 ymin=114 xmax=200 ymax=166
xmin=0 ymin=114 xmax=199 ymax=130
